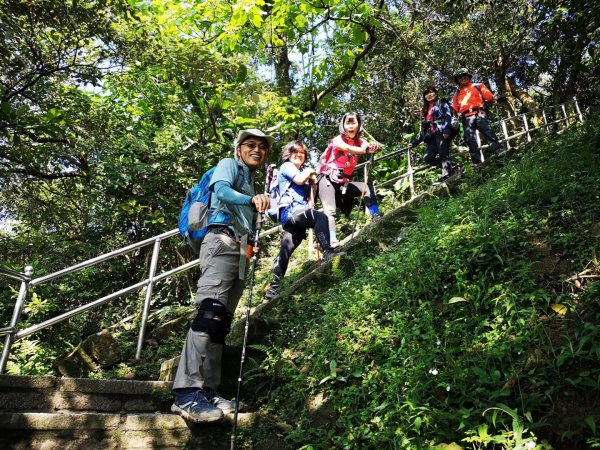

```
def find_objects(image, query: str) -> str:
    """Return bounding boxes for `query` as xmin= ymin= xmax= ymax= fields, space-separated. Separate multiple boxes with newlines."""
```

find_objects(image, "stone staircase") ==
xmin=0 ymin=373 xmax=280 ymax=449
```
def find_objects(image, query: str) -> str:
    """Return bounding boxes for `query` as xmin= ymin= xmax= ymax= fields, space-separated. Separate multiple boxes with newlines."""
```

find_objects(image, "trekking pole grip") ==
xmin=252 ymin=213 xmax=264 ymax=256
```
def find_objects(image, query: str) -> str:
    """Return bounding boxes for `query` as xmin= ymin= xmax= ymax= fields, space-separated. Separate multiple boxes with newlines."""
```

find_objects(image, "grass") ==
xmin=242 ymin=118 xmax=600 ymax=449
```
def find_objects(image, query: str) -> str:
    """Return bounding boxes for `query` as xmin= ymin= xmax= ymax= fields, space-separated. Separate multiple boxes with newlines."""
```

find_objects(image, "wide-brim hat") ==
xmin=235 ymin=129 xmax=275 ymax=150
xmin=453 ymin=68 xmax=472 ymax=83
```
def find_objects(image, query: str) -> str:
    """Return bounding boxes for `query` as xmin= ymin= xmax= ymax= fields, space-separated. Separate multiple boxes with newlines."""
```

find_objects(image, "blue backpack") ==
xmin=178 ymin=163 xmax=244 ymax=252
xmin=178 ymin=167 xmax=217 ymax=252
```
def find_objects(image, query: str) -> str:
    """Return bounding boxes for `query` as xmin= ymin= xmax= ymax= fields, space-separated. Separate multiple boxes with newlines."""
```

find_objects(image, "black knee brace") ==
xmin=191 ymin=299 xmax=233 ymax=344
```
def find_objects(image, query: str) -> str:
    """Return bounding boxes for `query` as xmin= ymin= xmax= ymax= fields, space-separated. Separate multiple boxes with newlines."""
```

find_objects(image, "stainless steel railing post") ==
xmin=501 ymin=119 xmax=511 ymax=149
xmin=407 ymin=148 xmax=415 ymax=198
xmin=573 ymin=97 xmax=584 ymax=122
xmin=523 ymin=115 xmax=532 ymax=143
xmin=561 ymin=103 xmax=569 ymax=128
xmin=0 ymin=265 xmax=33 ymax=374
xmin=135 ymin=237 xmax=162 ymax=360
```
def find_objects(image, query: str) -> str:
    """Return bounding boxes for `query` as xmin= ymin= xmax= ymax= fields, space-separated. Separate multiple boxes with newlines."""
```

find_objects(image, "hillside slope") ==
xmin=243 ymin=120 xmax=600 ymax=449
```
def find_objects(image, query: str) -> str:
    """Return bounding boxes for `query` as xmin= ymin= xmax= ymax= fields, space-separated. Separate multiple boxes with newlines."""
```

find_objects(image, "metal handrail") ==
xmin=0 ymin=97 xmax=584 ymax=374
xmin=0 ymin=266 xmax=30 ymax=283
xmin=29 ymin=229 xmax=180 ymax=287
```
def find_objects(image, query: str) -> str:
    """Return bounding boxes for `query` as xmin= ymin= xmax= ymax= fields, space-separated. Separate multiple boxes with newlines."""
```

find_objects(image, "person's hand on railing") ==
xmin=366 ymin=142 xmax=378 ymax=154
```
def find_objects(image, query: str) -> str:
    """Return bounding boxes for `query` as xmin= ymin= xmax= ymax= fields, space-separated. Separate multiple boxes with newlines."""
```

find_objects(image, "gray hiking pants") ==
xmin=173 ymin=231 xmax=247 ymax=391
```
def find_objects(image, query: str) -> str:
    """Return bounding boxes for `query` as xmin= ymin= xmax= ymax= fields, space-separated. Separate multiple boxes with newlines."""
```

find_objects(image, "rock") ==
xmin=81 ymin=329 xmax=121 ymax=367
xmin=151 ymin=314 xmax=193 ymax=343
xmin=158 ymin=356 xmax=180 ymax=382
xmin=55 ymin=347 xmax=98 ymax=378
xmin=306 ymin=391 xmax=338 ymax=427
xmin=55 ymin=330 xmax=121 ymax=377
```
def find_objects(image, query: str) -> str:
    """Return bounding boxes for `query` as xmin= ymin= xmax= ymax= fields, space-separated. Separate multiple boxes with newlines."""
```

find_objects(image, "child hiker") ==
xmin=317 ymin=111 xmax=381 ymax=247
xmin=265 ymin=140 xmax=343 ymax=299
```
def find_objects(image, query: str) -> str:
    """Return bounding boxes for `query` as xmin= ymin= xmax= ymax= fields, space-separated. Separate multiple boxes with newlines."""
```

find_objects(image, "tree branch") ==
xmin=309 ymin=0 xmax=385 ymax=111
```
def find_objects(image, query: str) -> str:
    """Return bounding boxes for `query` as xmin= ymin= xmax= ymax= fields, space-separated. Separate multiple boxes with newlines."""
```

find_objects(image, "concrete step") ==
xmin=0 ymin=374 xmax=173 ymax=413
xmin=0 ymin=375 xmax=281 ymax=449
xmin=0 ymin=411 xmax=264 ymax=450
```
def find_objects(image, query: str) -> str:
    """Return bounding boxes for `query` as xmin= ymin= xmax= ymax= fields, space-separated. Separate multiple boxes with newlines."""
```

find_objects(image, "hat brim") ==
xmin=454 ymin=73 xmax=472 ymax=83
xmin=235 ymin=129 xmax=275 ymax=150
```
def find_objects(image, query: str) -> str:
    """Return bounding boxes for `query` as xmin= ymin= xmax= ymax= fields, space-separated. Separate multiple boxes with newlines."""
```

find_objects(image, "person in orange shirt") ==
xmin=452 ymin=68 xmax=503 ymax=164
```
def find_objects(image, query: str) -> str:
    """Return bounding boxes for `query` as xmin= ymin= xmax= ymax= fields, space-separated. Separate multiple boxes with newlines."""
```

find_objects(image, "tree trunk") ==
xmin=507 ymin=75 xmax=543 ymax=127
xmin=273 ymin=40 xmax=293 ymax=97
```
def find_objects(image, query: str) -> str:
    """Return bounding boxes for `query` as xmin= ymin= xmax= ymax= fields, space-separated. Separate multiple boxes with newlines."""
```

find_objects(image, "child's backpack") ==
xmin=265 ymin=163 xmax=293 ymax=222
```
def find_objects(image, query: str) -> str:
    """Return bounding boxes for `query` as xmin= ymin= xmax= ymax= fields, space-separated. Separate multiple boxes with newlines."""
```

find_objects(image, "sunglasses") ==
xmin=241 ymin=142 xmax=269 ymax=151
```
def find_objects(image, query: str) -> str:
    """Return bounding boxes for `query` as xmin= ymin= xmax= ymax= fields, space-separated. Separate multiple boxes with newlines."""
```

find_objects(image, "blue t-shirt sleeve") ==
xmin=210 ymin=159 xmax=252 ymax=205
xmin=279 ymin=162 xmax=309 ymax=207
xmin=279 ymin=161 xmax=300 ymax=187
xmin=214 ymin=181 xmax=252 ymax=205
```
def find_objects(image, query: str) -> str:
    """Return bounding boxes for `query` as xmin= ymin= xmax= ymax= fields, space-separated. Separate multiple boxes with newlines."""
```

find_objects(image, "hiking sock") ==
xmin=330 ymin=230 xmax=337 ymax=244
xmin=368 ymin=204 xmax=380 ymax=216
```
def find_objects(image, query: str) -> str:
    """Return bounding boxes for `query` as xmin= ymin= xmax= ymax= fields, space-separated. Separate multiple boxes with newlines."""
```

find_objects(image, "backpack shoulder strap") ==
xmin=232 ymin=161 xmax=246 ymax=192
xmin=452 ymin=89 xmax=460 ymax=107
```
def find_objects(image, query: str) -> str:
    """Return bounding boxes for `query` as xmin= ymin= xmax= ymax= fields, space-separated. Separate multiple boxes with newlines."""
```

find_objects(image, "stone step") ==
xmin=0 ymin=411 xmax=265 ymax=450
xmin=0 ymin=375 xmax=283 ymax=449
xmin=0 ymin=374 xmax=173 ymax=413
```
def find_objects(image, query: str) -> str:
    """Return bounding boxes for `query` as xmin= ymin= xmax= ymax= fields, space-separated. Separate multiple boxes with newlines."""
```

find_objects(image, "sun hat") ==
xmin=234 ymin=129 xmax=275 ymax=150
xmin=453 ymin=68 xmax=473 ymax=83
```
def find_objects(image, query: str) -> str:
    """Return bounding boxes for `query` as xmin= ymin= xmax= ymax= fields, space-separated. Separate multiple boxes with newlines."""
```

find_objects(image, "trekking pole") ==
xmin=230 ymin=213 xmax=264 ymax=450
xmin=350 ymin=152 xmax=375 ymax=238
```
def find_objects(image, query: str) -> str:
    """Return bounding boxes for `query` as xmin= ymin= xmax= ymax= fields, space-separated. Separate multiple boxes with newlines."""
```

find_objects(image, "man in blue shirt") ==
xmin=171 ymin=129 xmax=272 ymax=423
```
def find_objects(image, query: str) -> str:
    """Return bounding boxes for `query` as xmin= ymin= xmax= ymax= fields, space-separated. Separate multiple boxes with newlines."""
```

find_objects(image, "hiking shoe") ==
xmin=435 ymin=174 xmax=452 ymax=184
xmin=171 ymin=390 xmax=224 ymax=423
xmin=371 ymin=213 xmax=383 ymax=223
xmin=265 ymin=284 xmax=280 ymax=300
xmin=204 ymin=389 xmax=236 ymax=414
xmin=322 ymin=249 xmax=346 ymax=264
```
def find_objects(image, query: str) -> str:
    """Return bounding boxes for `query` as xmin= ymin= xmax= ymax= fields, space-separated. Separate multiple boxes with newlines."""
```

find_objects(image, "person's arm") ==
xmin=332 ymin=135 xmax=371 ymax=155
xmin=479 ymin=84 xmax=495 ymax=104
xmin=279 ymin=162 xmax=315 ymax=186
xmin=452 ymin=93 xmax=460 ymax=114
xmin=213 ymin=181 xmax=270 ymax=212
xmin=213 ymin=181 xmax=252 ymax=205
xmin=292 ymin=167 xmax=317 ymax=185
xmin=442 ymin=101 xmax=452 ymax=137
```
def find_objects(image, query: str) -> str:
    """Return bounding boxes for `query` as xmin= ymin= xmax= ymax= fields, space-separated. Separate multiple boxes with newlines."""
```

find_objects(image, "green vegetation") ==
xmin=243 ymin=120 xmax=600 ymax=449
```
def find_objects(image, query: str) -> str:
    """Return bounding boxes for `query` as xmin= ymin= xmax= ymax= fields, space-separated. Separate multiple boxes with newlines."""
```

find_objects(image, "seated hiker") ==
xmin=408 ymin=86 xmax=460 ymax=183
xmin=266 ymin=140 xmax=343 ymax=300
xmin=171 ymin=129 xmax=272 ymax=423
xmin=452 ymin=68 xmax=503 ymax=164
xmin=317 ymin=111 xmax=381 ymax=247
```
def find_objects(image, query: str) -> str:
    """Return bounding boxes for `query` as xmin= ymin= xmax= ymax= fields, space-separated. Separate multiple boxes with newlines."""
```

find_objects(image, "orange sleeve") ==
xmin=479 ymin=84 xmax=495 ymax=104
